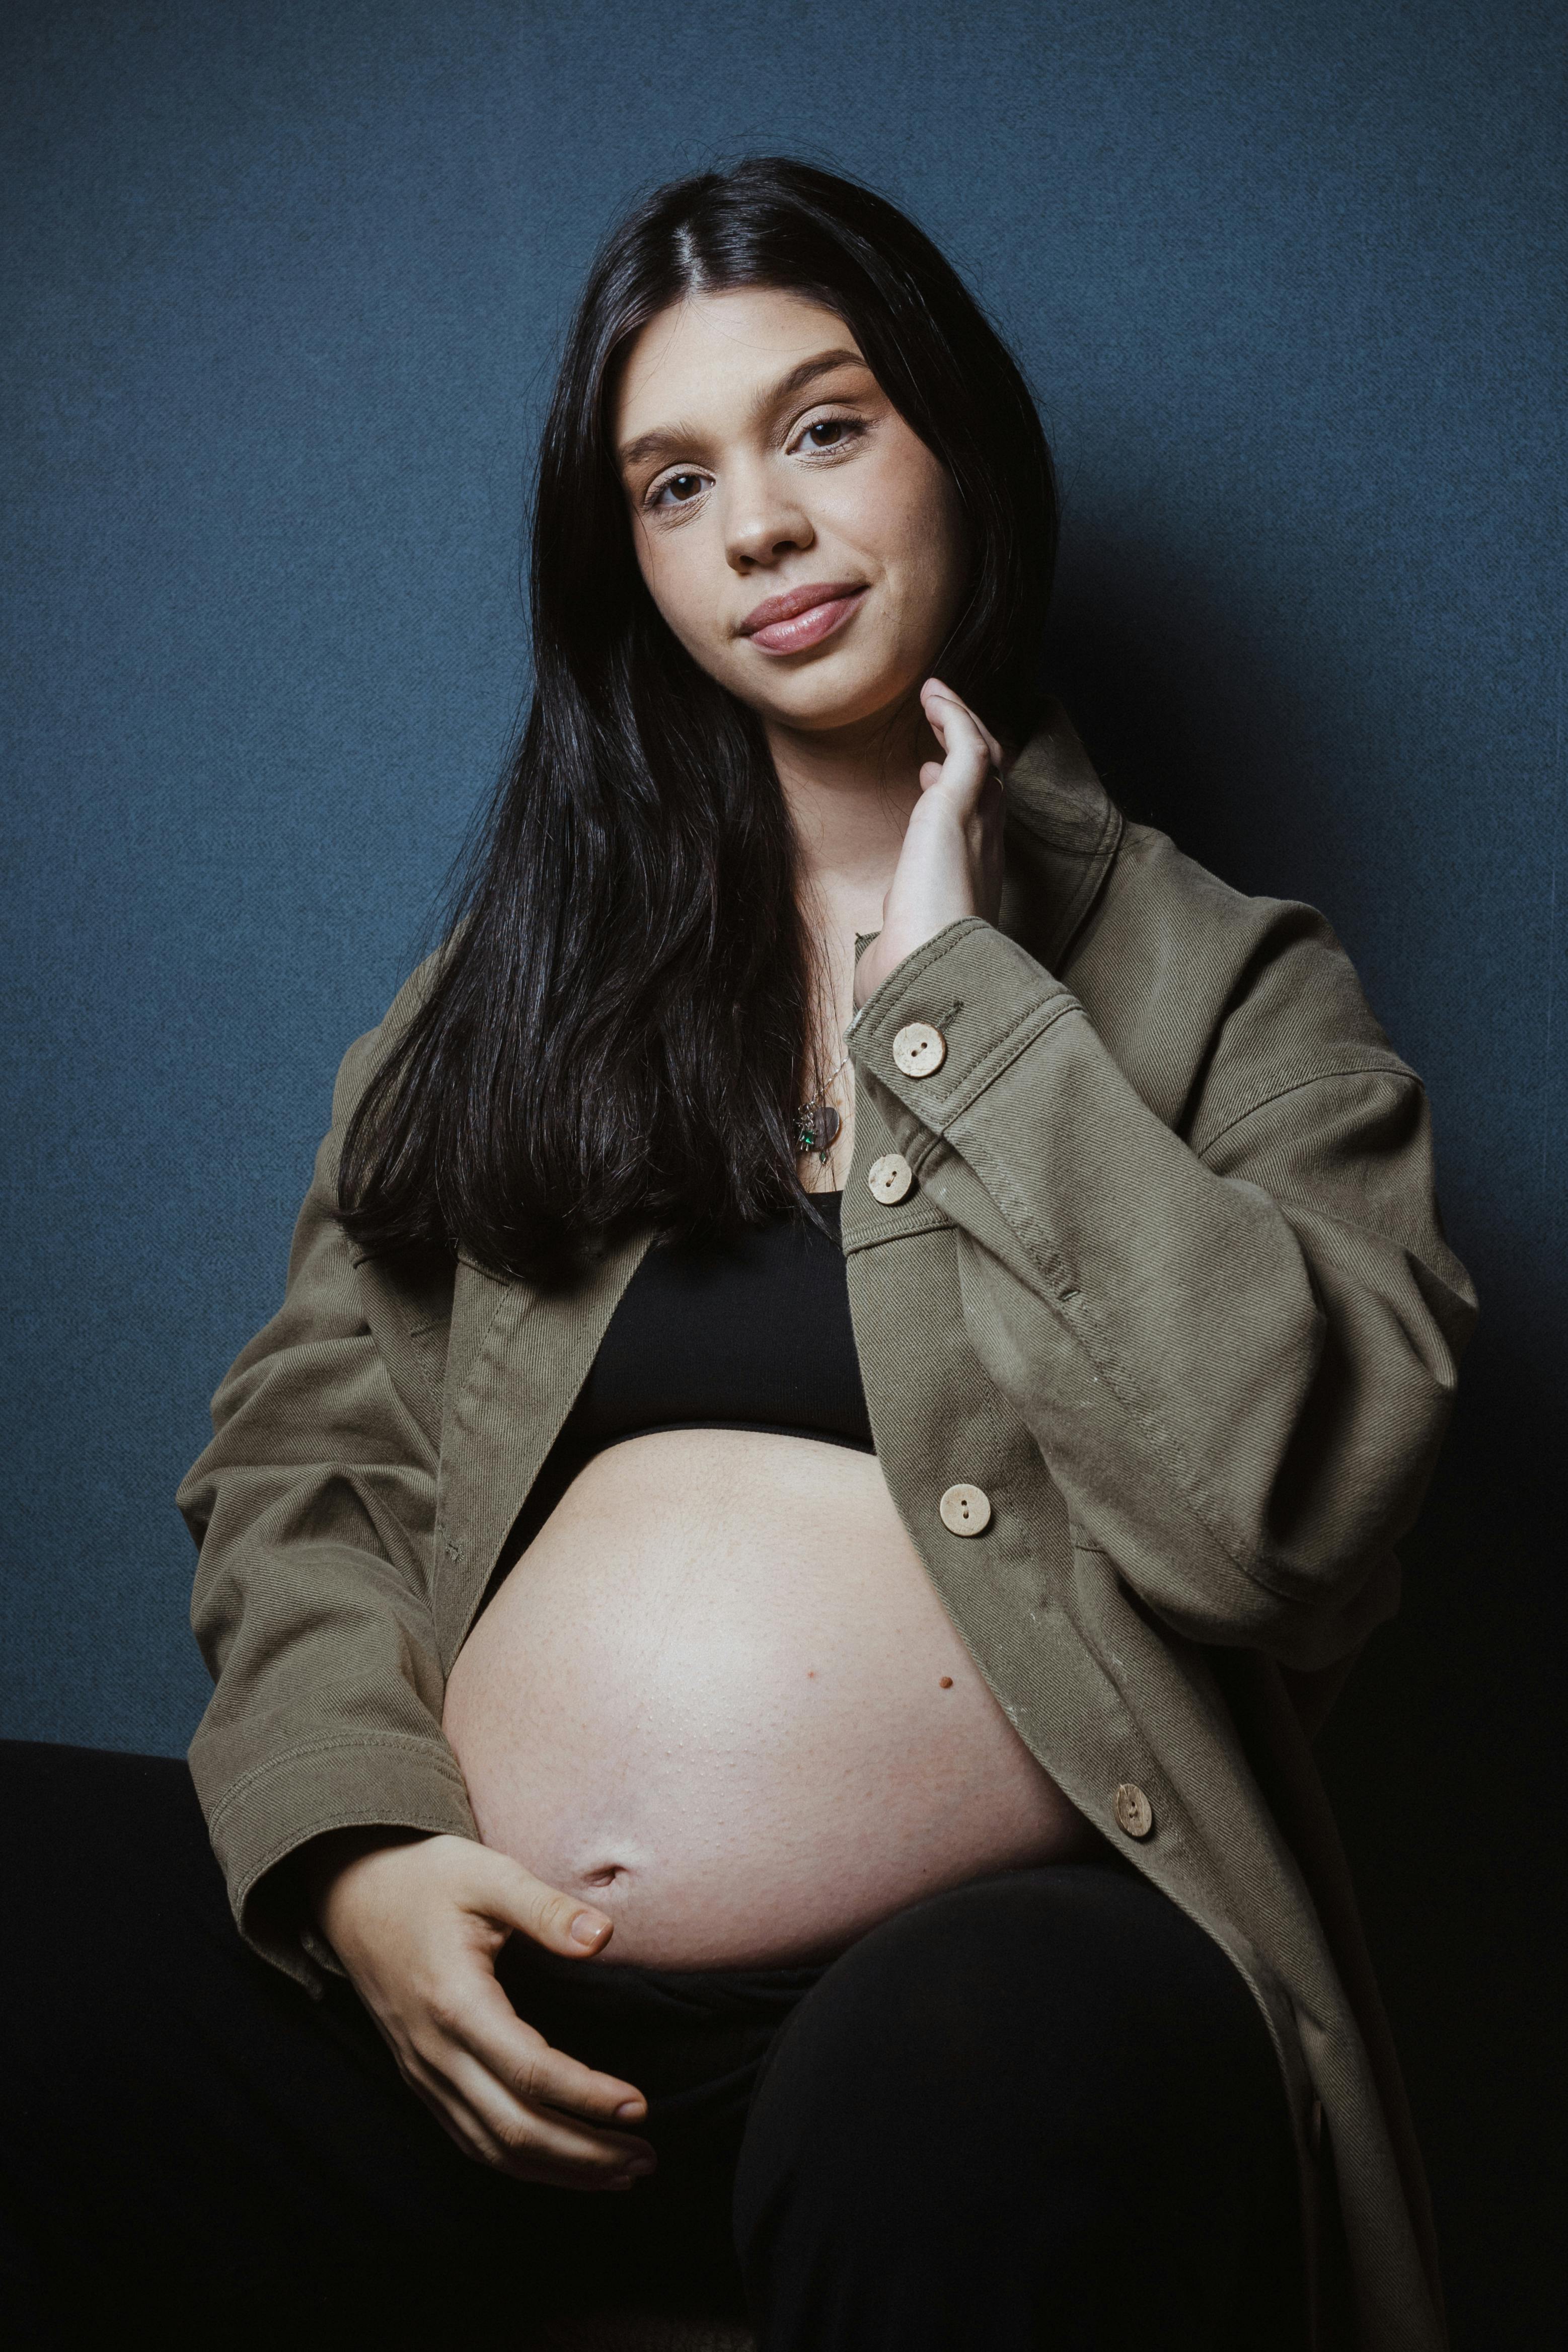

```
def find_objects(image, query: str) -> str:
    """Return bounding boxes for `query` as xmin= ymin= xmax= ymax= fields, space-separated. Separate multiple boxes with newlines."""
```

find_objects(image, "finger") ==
xmin=923 ymin=704 xmax=1004 ymax=781
xmin=918 ymin=697 xmax=1000 ymax=810
xmin=462 ymin=1974 xmax=651 ymax=2127
xmin=920 ymin=679 xmax=1005 ymax=773
xmin=397 ymin=2003 xmax=655 ymax=2166
xmin=409 ymin=2037 xmax=657 ymax=2184
xmin=923 ymin=682 xmax=1003 ymax=772
xmin=420 ymin=1967 xmax=650 ymax=2129
xmin=462 ymin=1844 xmax=617 ymax=1961
xmin=403 ymin=2051 xmax=654 ymax=2189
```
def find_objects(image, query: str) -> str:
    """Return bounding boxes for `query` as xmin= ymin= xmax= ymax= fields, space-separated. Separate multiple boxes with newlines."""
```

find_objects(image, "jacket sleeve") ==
xmin=845 ymin=912 xmax=1478 ymax=1674
xmin=178 ymin=999 xmax=476 ymax=1990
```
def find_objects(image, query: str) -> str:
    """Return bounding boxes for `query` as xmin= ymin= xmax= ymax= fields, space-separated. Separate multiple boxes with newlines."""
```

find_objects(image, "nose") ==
xmin=723 ymin=461 xmax=815 ymax=572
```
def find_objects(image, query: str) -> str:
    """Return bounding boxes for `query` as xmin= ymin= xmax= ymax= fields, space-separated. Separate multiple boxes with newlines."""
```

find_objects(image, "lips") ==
xmin=738 ymin=579 xmax=868 ymax=655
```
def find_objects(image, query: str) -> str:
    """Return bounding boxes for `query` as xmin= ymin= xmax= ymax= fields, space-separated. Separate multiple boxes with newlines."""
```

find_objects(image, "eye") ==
xmin=646 ymin=469 xmax=710 ymax=509
xmin=793 ymin=413 xmax=864 ymax=456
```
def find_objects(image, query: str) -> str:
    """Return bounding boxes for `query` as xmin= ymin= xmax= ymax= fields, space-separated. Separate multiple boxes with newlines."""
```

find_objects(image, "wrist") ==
xmin=852 ymin=911 xmax=986 ymax=1013
xmin=300 ymin=1824 xmax=429 ymax=1932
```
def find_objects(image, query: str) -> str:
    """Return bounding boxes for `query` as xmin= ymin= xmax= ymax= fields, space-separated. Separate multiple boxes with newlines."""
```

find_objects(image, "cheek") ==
xmin=847 ymin=433 xmax=958 ymax=554
xmin=634 ymin=521 xmax=735 ymax=667
xmin=836 ymin=455 xmax=967 ymax=641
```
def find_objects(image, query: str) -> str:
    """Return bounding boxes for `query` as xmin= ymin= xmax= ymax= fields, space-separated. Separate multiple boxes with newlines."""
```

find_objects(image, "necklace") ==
xmin=795 ymin=1050 xmax=850 ymax=1164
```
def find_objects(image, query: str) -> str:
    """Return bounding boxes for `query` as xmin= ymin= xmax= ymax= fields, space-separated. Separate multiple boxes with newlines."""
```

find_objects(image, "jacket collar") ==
xmin=854 ymin=699 xmax=1124 ymax=975
xmin=996 ymin=698 xmax=1124 ymax=971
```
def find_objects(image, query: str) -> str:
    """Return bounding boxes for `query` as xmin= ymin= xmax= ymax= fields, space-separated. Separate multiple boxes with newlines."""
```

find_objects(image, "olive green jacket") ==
xmin=179 ymin=703 xmax=1476 ymax=2352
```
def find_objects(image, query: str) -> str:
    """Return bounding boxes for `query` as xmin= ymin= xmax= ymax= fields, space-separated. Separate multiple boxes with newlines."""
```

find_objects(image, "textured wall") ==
xmin=3 ymin=3 xmax=1561 ymax=2341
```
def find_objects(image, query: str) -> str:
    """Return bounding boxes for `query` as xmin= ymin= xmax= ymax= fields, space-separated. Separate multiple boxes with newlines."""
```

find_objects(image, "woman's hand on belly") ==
xmin=303 ymin=1827 xmax=658 ymax=2190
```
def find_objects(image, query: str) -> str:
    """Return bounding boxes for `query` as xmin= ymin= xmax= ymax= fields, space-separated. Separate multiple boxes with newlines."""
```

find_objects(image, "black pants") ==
xmin=0 ymin=1742 xmax=1306 ymax=2349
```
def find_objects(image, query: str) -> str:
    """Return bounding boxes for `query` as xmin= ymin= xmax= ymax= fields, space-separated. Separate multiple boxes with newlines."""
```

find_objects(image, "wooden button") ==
xmin=892 ymin=1021 xmax=947 ymax=1078
xmin=938 ymin=1483 xmax=991 ymax=1536
xmin=1112 ymin=1782 xmax=1154 ymax=1840
xmin=867 ymin=1152 xmax=914 ymax=1206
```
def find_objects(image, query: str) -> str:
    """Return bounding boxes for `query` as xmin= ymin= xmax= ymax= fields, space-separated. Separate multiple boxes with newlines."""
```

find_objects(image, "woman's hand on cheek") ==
xmin=852 ymin=680 xmax=1007 ymax=1010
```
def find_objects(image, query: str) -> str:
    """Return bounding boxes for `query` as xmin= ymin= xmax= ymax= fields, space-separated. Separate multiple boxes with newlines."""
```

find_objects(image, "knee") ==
xmin=734 ymin=1862 xmax=1289 ymax=2229
xmin=750 ymin=1863 xmax=1212 ymax=2114
xmin=733 ymin=1866 xmax=1305 ymax=2348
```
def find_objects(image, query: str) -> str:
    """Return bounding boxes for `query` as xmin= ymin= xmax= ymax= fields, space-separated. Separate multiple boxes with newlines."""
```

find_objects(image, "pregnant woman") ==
xmin=2 ymin=160 xmax=1475 ymax=2352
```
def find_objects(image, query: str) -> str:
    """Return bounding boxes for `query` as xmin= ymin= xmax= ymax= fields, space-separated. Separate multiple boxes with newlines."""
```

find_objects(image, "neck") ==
xmin=766 ymin=695 xmax=941 ymax=1156
xmin=767 ymin=691 xmax=939 ymax=924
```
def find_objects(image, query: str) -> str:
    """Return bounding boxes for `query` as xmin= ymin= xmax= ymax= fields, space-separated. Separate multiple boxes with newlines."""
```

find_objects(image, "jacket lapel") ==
xmin=432 ymin=1228 xmax=654 ymax=1666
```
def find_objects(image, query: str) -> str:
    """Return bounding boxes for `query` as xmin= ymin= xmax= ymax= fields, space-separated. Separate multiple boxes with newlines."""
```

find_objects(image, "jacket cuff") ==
xmin=202 ymin=1733 xmax=479 ymax=1993
xmin=845 ymin=918 xmax=1082 ymax=1140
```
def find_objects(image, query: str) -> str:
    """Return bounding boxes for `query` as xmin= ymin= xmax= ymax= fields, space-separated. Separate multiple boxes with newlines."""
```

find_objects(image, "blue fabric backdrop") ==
xmin=3 ymin=4 xmax=1561 ymax=2341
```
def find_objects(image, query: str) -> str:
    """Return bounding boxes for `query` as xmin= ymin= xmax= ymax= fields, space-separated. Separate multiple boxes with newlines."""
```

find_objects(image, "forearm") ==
xmin=181 ymin=1081 xmax=470 ymax=1983
xmin=185 ymin=1474 xmax=478 ymax=1977
xmin=847 ymin=918 xmax=1474 ymax=1659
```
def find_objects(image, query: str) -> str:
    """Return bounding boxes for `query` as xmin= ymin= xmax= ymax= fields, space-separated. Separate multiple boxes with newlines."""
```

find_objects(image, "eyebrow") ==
xmin=615 ymin=346 xmax=872 ymax=475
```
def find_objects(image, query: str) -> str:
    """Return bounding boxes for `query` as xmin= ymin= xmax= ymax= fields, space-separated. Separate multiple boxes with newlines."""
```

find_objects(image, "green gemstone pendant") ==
xmin=795 ymin=1100 xmax=840 ymax=1163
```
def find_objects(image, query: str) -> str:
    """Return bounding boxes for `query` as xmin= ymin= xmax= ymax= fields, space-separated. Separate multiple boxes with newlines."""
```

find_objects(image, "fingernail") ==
xmin=569 ymin=1910 xmax=609 ymax=1946
xmin=615 ymin=2098 xmax=644 ymax=2120
xmin=625 ymin=2156 xmax=656 ymax=2177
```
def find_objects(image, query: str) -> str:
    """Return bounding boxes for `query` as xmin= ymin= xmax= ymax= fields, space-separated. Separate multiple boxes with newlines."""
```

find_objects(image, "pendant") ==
xmin=795 ymin=1100 xmax=841 ymax=1163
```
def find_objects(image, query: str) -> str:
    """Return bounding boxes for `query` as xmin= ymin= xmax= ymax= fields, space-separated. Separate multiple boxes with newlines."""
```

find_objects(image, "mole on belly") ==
xmin=939 ymin=1676 xmax=953 ymax=1688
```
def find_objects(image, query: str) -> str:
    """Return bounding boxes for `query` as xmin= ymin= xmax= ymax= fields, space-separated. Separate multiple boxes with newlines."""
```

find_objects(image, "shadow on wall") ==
xmin=1047 ymin=543 xmax=1293 ymax=863
xmin=1048 ymin=572 xmax=1559 ymax=2352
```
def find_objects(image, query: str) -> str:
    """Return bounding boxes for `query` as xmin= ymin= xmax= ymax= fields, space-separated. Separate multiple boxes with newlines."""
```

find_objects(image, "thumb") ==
xmin=465 ymin=1845 xmax=616 ymax=1958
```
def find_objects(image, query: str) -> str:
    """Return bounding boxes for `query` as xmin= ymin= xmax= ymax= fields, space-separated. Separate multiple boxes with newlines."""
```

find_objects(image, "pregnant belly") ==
xmin=441 ymin=1429 xmax=1098 ymax=1968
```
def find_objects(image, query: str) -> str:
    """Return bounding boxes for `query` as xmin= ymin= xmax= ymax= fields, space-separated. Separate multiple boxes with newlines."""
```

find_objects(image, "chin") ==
xmin=746 ymin=663 xmax=921 ymax=737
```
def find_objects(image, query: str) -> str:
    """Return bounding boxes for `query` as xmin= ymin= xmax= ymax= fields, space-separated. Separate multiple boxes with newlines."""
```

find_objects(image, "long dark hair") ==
xmin=339 ymin=157 xmax=1058 ymax=1285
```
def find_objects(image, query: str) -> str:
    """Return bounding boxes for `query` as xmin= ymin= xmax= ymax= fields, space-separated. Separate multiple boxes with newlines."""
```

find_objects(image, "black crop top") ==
xmin=495 ymin=1191 xmax=874 ymax=1579
xmin=567 ymin=1188 xmax=872 ymax=1457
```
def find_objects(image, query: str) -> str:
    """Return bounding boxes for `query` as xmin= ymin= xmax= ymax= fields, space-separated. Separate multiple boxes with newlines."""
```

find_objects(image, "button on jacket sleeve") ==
xmin=177 ymin=994 xmax=477 ymax=1988
xmin=844 ymin=894 xmax=1477 ymax=1674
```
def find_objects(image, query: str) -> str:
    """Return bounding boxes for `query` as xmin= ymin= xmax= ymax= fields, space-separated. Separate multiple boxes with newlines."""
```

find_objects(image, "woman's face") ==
xmin=613 ymin=287 xmax=970 ymax=740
